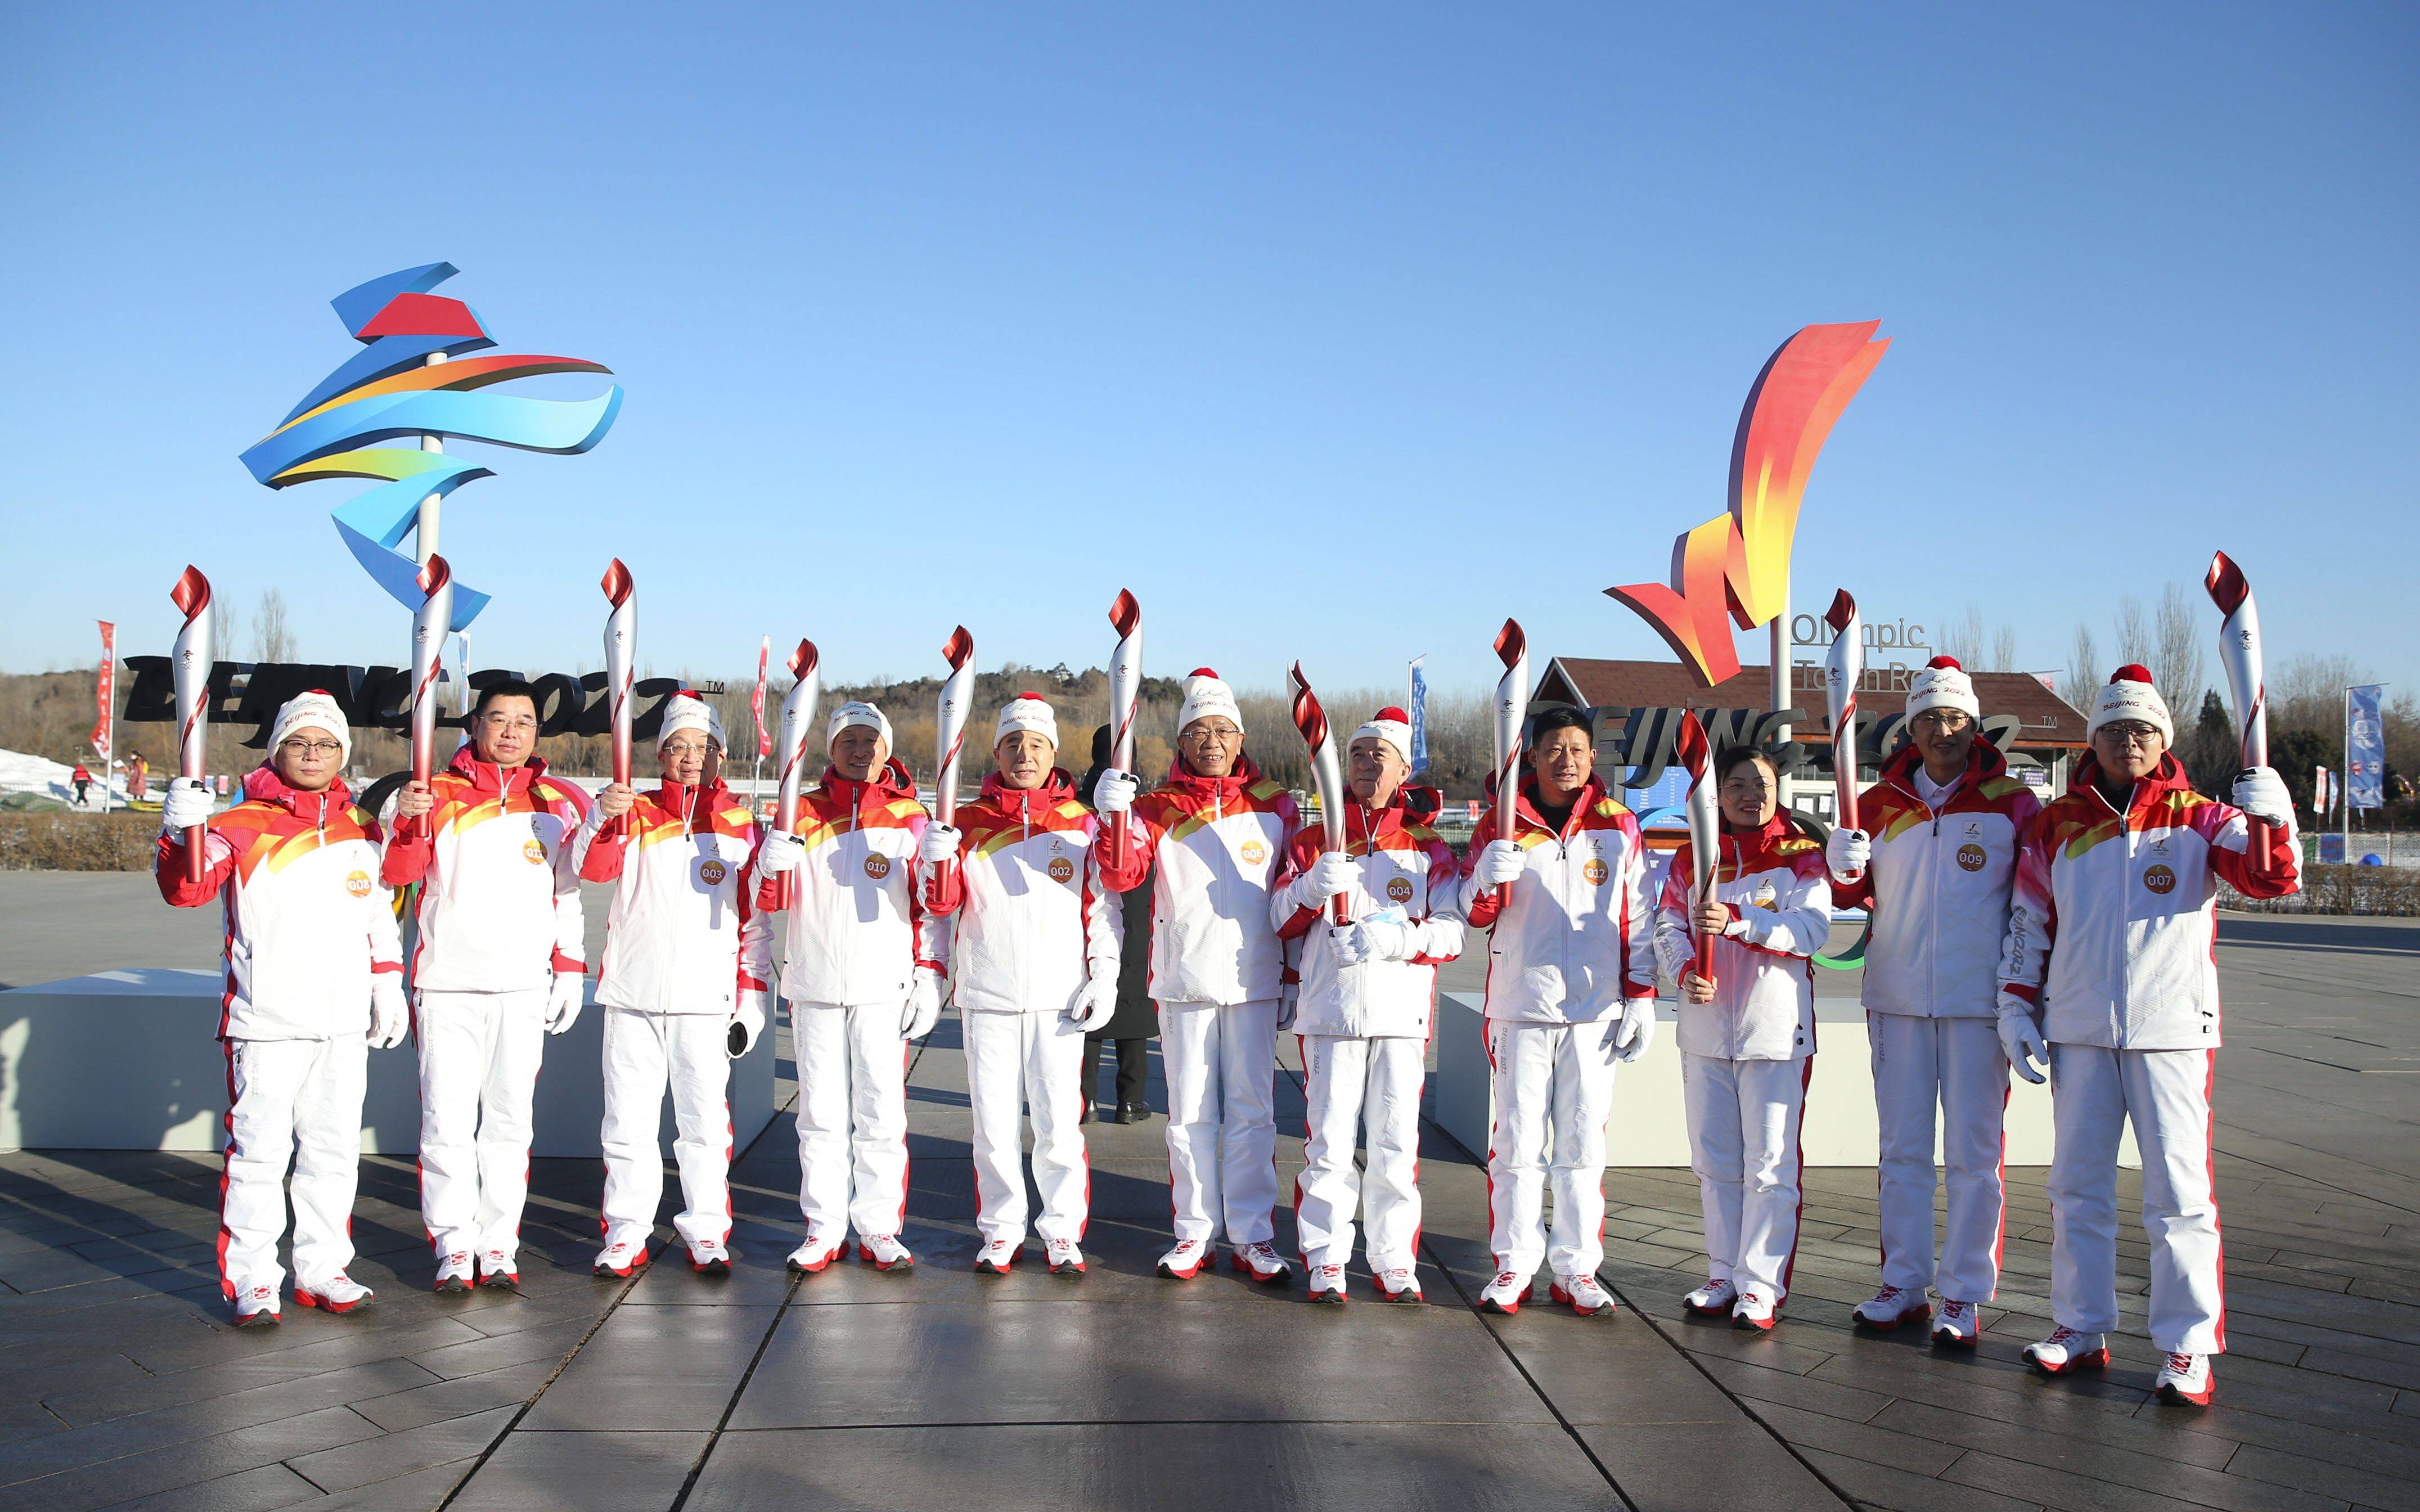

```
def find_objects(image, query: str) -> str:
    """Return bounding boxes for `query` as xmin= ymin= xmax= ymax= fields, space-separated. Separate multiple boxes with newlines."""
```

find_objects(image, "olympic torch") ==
xmin=1677 ymin=710 xmax=1719 ymax=991
xmin=1491 ymin=617 xmax=1530 ymax=911
xmin=1106 ymin=589 xmax=1143 ymax=861
xmin=929 ymin=626 xmax=975 ymax=911
xmin=768 ymin=638 xmax=821 ymax=913
xmin=168 ymin=566 xmax=215 ymax=882
xmin=2205 ymin=551 xmax=2271 ymax=855
xmin=403 ymin=556 xmax=455 ymax=848
xmin=1288 ymin=661 xmax=1352 ymax=925
xmin=1821 ymin=590 xmax=1864 ymax=883
xmin=600 ymin=559 xmax=635 ymax=842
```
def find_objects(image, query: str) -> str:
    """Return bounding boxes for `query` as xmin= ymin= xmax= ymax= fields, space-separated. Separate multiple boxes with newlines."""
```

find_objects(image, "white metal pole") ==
xmin=418 ymin=352 xmax=447 ymax=564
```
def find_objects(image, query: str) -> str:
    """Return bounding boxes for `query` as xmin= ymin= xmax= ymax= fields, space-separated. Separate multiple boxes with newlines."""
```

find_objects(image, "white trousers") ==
xmin=1158 ymin=997 xmax=1281 ymax=1246
xmin=793 ymin=1001 xmax=912 ymax=1243
xmin=1485 ymin=1018 xmax=1618 ymax=1279
xmin=1682 ymin=1052 xmax=1810 ymax=1300
xmin=1295 ymin=1034 xmax=1425 ymax=1272
xmin=962 ymin=1009 xmax=1090 ymax=1245
xmin=2047 ymin=1044 xmax=2225 ymax=1354
xmin=417 ymin=986 xmax=547 ymax=1264
xmin=1870 ymin=1011 xmax=2009 ymax=1302
xmin=600 ymin=1009 xmax=732 ymax=1252
xmin=219 ymin=1034 xmax=367 ymax=1295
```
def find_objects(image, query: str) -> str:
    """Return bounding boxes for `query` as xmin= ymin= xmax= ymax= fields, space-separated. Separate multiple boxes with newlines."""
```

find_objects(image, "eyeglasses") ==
xmin=479 ymin=713 xmax=539 ymax=731
xmin=279 ymin=739 xmax=344 ymax=758
xmin=1720 ymin=778 xmax=1775 ymax=798
xmin=1181 ymin=723 xmax=1240 ymax=744
xmin=1910 ymin=711 xmax=1973 ymax=734
xmin=662 ymin=740 xmax=713 ymax=759
xmin=2098 ymin=722 xmax=2162 ymax=748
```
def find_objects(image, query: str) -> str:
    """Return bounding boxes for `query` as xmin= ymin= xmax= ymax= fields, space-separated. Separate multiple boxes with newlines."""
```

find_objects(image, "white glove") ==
xmin=917 ymin=822 xmax=962 ymax=866
xmin=1331 ymin=918 xmax=1413 ymax=966
xmin=1609 ymin=996 xmax=1657 ymax=1063
xmin=545 ymin=971 xmax=585 ymax=1035
xmin=728 ymin=989 xmax=768 ymax=1059
xmin=902 ymin=968 xmax=944 ymax=1040
xmin=1091 ymin=769 xmax=1138 ymax=816
xmin=1068 ymin=974 xmax=1117 ymax=1032
xmin=368 ymin=975 xmax=409 ymax=1050
xmin=2233 ymin=766 xmax=2291 ymax=827
xmin=1826 ymin=827 xmax=1871 ymax=879
xmin=1996 ymin=993 xmax=2048 ymax=1084
xmin=1473 ymin=840 xmax=1526 ymax=886
xmin=1276 ymin=979 xmax=1298 ymax=1030
xmin=162 ymin=777 xmax=212 ymax=832
xmin=757 ymin=830 xmax=805 ymax=875
xmin=1307 ymin=849 xmax=1358 ymax=901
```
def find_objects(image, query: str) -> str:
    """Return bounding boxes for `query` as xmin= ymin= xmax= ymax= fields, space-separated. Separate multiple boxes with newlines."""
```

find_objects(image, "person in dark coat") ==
xmin=1080 ymin=723 xmax=1157 ymax=1123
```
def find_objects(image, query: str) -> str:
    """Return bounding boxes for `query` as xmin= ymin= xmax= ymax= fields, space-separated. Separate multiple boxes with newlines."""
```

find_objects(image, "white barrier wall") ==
xmin=0 ymin=969 xmax=779 ymax=1156
xmin=1433 ymin=991 xmax=2137 ymax=1169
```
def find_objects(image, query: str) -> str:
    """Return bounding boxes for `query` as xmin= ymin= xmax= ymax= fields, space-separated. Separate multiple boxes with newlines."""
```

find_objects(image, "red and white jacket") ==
xmin=573 ymin=779 xmax=771 ymax=1018
xmin=380 ymin=747 xmax=587 ymax=993
xmin=1460 ymin=775 xmax=1655 ymax=1025
xmin=158 ymin=766 xmax=402 ymax=1041
xmin=1655 ymin=814 xmax=1833 ymax=1061
xmin=927 ymin=769 xmax=1121 ymax=1015
xmin=1998 ymin=753 xmax=2298 ymax=1050
xmin=1832 ymin=741 xmax=2043 ymax=1020
xmin=1271 ymin=789 xmax=1463 ymax=1040
xmin=753 ymin=760 xmax=943 ymax=1009
xmin=1094 ymin=753 xmax=1297 ymax=1007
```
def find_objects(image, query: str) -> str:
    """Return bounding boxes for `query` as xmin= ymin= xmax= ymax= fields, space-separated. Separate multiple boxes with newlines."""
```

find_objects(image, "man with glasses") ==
xmin=1092 ymin=669 xmax=1300 ymax=1282
xmin=1824 ymin=657 xmax=2041 ymax=1345
xmin=1998 ymin=664 xmax=2297 ymax=1406
xmin=385 ymin=678 xmax=590 ymax=1293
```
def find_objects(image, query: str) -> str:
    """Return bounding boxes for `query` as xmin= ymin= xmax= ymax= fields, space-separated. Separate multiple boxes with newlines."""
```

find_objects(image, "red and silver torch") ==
xmin=768 ymin=638 xmax=821 ymax=913
xmin=1490 ymin=617 xmax=1530 ymax=911
xmin=600 ymin=559 xmax=635 ymax=841
xmin=1106 ymin=589 xmax=1143 ymax=861
xmin=1677 ymin=709 xmax=1720 ymax=990
xmin=928 ymin=626 xmax=976 ymax=911
xmin=1821 ymin=590 xmax=1864 ymax=883
xmin=404 ymin=555 xmax=455 ymax=848
xmin=168 ymin=566 xmax=215 ymax=882
xmin=2205 ymin=551 xmax=2270 ymax=854
xmin=1288 ymin=660 xmax=1352 ymax=925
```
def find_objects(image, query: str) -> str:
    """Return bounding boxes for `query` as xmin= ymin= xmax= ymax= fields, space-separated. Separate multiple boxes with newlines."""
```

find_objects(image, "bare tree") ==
xmin=2064 ymin=625 xmax=2100 ymax=711
xmin=1990 ymin=626 xmax=2018 ymax=674
xmin=2151 ymin=583 xmax=2205 ymax=727
xmin=2112 ymin=594 xmax=2153 ymax=670
xmin=1939 ymin=606 xmax=1986 ymax=668
xmin=252 ymin=590 xmax=295 ymax=664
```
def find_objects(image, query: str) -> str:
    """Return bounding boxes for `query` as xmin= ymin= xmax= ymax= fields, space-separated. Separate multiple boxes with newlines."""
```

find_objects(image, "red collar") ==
xmin=980 ymin=767 xmax=1077 ymax=820
xmin=445 ymin=745 xmax=550 ymax=799
xmin=1343 ymin=788 xmax=1423 ymax=846
xmin=1879 ymin=735 xmax=2007 ymax=792
xmin=819 ymin=758 xmax=916 ymax=812
xmin=241 ymin=764 xmax=353 ymax=824
xmin=1514 ymin=773 xmax=1605 ymax=839
xmin=2070 ymin=751 xmax=2191 ymax=815
xmin=1163 ymin=751 xmax=1263 ymax=802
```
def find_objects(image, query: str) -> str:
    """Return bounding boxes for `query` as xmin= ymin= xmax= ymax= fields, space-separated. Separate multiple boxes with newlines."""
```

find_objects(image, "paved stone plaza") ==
xmin=0 ymin=876 xmax=2414 ymax=1510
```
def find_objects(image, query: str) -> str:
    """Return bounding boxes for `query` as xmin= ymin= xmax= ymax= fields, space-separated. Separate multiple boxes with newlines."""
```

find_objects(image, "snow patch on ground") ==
xmin=0 ymin=749 xmax=122 ymax=807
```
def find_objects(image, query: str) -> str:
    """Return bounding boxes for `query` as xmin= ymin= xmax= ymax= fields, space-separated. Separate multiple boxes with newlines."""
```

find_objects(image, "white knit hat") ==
xmin=827 ymin=700 xmax=894 ymax=751
xmin=1178 ymin=667 xmax=1243 ymax=735
xmin=996 ymin=692 xmax=1058 ymax=748
xmin=269 ymin=690 xmax=352 ymax=766
xmin=1351 ymin=706 xmax=1414 ymax=764
xmin=2088 ymin=664 xmax=2172 ymax=744
xmin=1906 ymin=656 xmax=1980 ymax=721
xmin=656 ymin=690 xmax=725 ymax=751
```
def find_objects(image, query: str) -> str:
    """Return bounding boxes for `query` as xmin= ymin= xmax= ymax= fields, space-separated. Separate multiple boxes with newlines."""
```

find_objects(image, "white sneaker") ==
xmin=1374 ymin=1266 xmax=1422 ymax=1302
xmin=1045 ymin=1239 xmax=1086 ymax=1277
xmin=688 ymin=1239 xmax=733 ymax=1275
xmin=974 ymin=1238 xmax=1021 ymax=1275
xmin=1549 ymin=1273 xmax=1616 ymax=1317
xmin=2156 ymin=1351 xmax=2214 ymax=1406
xmin=1732 ymin=1288 xmax=1777 ymax=1331
xmin=1157 ymin=1239 xmax=1211 ymax=1280
xmin=1477 ymin=1270 xmax=1531 ymax=1315
xmin=1851 ymin=1284 xmax=1931 ymax=1330
xmin=477 ymin=1248 xmax=518 ymax=1288
xmin=1232 ymin=1241 xmax=1290 ymax=1285
xmin=1307 ymin=1263 xmax=1347 ymax=1303
xmin=433 ymin=1250 xmax=475 ymax=1294
xmin=1684 ymin=1277 xmax=1737 ymax=1316
xmin=786 ymin=1234 xmax=843 ymax=1275
xmin=2023 ymin=1326 xmax=2110 ymax=1375
xmin=1931 ymin=1298 xmax=1981 ymax=1348
xmin=592 ymin=1239 xmax=649 ymax=1279
xmin=857 ymin=1235 xmax=914 ymax=1272
xmin=294 ymin=1272 xmax=374 ymax=1314
xmin=232 ymin=1280 xmax=281 ymax=1327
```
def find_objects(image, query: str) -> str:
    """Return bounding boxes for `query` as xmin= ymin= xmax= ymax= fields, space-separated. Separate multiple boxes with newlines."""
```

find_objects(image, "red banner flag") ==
xmin=91 ymin=621 xmax=115 ymax=755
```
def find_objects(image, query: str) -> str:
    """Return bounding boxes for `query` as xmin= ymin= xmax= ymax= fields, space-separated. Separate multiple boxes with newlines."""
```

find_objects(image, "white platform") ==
xmin=1433 ymin=991 xmax=2138 ymax=1169
xmin=0 ymin=969 xmax=778 ymax=1156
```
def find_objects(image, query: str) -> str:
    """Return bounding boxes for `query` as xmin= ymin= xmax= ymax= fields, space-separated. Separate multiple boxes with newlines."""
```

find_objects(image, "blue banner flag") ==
xmin=2348 ymin=685 xmax=2386 ymax=811
xmin=1408 ymin=658 xmax=1429 ymax=775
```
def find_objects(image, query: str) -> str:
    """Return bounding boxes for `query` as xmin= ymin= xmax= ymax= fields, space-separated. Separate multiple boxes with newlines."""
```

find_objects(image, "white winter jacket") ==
xmin=929 ymin=770 xmax=1121 ymax=1015
xmin=1272 ymin=791 xmax=1464 ymax=1040
xmin=1095 ymin=754 xmax=1296 ymax=1007
xmin=1654 ymin=814 xmax=1832 ymax=1061
xmin=1460 ymin=776 xmax=1656 ymax=1025
xmin=574 ymin=779 xmax=772 ymax=1017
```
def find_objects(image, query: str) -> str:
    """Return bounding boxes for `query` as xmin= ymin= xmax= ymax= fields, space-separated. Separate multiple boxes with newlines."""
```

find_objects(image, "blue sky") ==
xmin=3 ymin=3 xmax=2413 ymax=705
